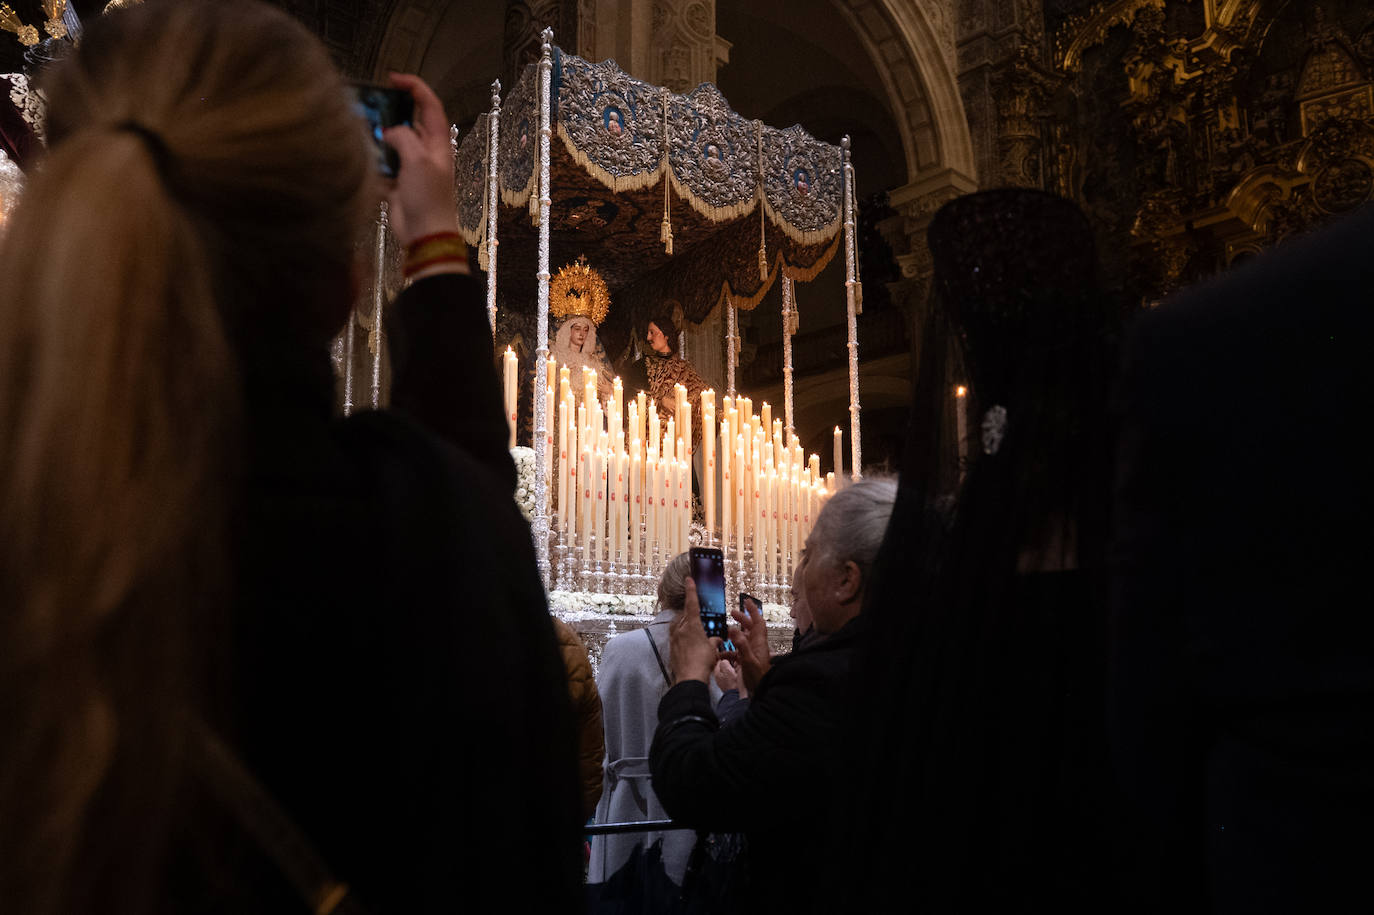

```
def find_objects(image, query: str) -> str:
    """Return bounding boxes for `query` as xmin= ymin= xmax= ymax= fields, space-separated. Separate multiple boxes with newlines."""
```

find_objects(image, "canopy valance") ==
xmin=453 ymin=48 xmax=846 ymax=326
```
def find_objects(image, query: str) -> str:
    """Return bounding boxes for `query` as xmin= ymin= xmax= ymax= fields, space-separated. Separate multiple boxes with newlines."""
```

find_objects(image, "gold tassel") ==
xmin=665 ymin=226 xmax=673 ymax=256
xmin=758 ymin=246 xmax=768 ymax=282
xmin=660 ymin=215 xmax=670 ymax=244
xmin=529 ymin=190 xmax=540 ymax=226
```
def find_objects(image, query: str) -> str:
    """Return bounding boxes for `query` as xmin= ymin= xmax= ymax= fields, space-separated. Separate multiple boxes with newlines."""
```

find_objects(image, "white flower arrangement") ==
xmin=548 ymin=590 xmax=657 ymax=618
xmin=510 ymin=446 xmax=536 ymax=522
xmin=548 ymin=589 xmax=792 ymax=627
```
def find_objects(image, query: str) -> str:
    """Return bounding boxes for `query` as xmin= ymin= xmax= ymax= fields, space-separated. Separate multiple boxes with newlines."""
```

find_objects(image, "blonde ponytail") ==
xmin=0 ymin=1 xmax=373 ymax=910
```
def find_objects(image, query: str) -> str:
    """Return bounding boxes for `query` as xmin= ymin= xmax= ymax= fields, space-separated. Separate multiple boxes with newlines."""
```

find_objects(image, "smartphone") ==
xmin=739 ymin=592 xmax=760 ymax=615
xmin=689 ymin=547 xmax=729 ymax=641
xmin=349 ymin=82 xmax=414 ymax=178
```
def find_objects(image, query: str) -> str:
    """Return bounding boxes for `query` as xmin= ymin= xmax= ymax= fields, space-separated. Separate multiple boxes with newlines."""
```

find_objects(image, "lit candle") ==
xmin=646 ymin=454 xmax=658 ymax=565
xmin=789 ymin=467 xmax=800 ymax=577
xmin=720 ymin=419 xmax=731 ymax=548
xmin=661 ymin=455 xmax=673 ymax=559
xmin=677 ymin=442 xmax=689 ymax=550
xmin=558 ymin=394 xmax=569 ymax=532
xmin=702 ymin=391 xmax=715 ymax=541
xmin=825 ymin=471 xmax=835 ymax=495
xmin=735 ymin=445 xmax=746 ymax=567
xmin=619 ymin=450 xmax=631 ymax=562
xmin=631 ymin=441 xmax=642 ymax=567
xmin=753 ymin=433 xmax=764 ymax=558
xmin=665 ymin=417 xmax=675 ymax=463
xmin=956 ymin=385 xmax=969 ymax=481
xmin=613 ymin=376 xmax=624 ymax=431
xmin=760 ymin=468 xmax=773 ymax=580
xmin=833 ymin=426 xmax=843 ymax=483
xmin=503 ymin=347 xmax=518 ymax=449
xmin=580 ymin=447 xmax=593 ymax=563
xmin=761 ymin=401 xmax=772 ymax=435
xmin=636 ymin=390 xmax=647 ymax=444
xmin=545 ymin=377 xmax=555 ymax=490
xmin=595 ymin=433 xmax=608 ymax=563
xmin=682 ymin=401 xmax=692 ymax=465
xmin=667 ymin=459 xmax=679 ymax=558
xmin=648 ymin=400 xmax=660 ymax=459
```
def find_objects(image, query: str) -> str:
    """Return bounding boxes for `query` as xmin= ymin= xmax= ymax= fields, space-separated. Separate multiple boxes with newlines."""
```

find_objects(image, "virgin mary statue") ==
xmin=549 ymin=258 xmax=616 ymax=404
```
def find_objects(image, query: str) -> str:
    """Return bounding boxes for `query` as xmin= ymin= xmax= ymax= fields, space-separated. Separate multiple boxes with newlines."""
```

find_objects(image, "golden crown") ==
xmin=550 ymin=255 xmax=611 ymax=326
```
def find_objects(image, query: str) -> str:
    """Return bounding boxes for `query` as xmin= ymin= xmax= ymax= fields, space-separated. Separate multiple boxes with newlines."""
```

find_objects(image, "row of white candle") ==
xmin=502 ymin=352 xmax=836 ymax=580
xmin=710 ymin=391 xmax=833 ymax=582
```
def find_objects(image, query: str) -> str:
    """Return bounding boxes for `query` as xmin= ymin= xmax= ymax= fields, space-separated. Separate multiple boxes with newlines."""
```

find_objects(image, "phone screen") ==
xmin=350 ymin=83 xmax=414 ymax=178
xmin=739 ymin=593 xmax=760 ymax=615
xmin=690 ymin=547 xmax=728 ymax=641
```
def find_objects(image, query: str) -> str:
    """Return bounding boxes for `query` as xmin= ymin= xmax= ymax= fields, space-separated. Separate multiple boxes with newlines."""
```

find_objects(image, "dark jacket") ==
xmin=649 ymin=617 xmax=862 ymax=912
xmin=221 ymin=274 xmax=584 ymax=913
xmin=1111 ymin=204 xmax=1374 ymax=913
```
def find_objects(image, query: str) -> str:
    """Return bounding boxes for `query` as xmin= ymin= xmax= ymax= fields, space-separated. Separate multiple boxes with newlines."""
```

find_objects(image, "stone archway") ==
xmin=829 ymin=0 xmax=976 ymax=189
xmin=371 ymin=0 xmax=445 ymax=79
xmin=373 ymin=0 xmax=975 ymax=185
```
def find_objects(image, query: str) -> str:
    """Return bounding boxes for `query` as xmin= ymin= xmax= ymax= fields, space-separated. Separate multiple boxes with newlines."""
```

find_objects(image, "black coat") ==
xmin=1110 ymin=205 xmax=1374 ymax=913
xmin=649 ymin=618 xmax=861 ymax=913
xmin=217 ymin=274 xmax=584 ymax=913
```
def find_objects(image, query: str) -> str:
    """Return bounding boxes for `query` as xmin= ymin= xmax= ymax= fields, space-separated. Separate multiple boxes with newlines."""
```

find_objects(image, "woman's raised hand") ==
xmin=381 ymin=73 xmax=462 ymax=254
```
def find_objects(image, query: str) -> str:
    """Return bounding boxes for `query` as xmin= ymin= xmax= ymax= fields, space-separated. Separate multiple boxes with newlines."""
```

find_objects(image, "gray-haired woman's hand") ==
xmin=729 ymin=597 xmax=771 ymax=693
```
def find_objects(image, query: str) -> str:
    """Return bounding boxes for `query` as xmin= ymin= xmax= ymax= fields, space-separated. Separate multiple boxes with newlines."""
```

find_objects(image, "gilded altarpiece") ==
xmin=1034 ymin=0 xmax=1374 ymax=305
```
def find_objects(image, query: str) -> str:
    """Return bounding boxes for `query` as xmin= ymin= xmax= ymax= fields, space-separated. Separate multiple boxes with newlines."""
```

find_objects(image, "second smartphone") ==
xmin=689 ymin=547 xmax=729 ymax=641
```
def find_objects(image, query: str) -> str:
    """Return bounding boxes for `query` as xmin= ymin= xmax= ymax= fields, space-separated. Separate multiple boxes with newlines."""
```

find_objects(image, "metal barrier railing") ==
xmin=584 ymin=819 xmax=691 ymax=836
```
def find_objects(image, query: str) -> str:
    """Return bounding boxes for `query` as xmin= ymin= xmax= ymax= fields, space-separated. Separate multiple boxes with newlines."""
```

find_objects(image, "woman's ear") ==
xmin=837 ymin=560 xmax=863 ymax=604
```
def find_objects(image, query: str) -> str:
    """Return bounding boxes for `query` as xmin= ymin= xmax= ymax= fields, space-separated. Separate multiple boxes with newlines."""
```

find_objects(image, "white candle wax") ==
xmin=503 ymin=347 xmax=518 ymax=449
xmin=833 ymin=426 xmax=843 ymax=483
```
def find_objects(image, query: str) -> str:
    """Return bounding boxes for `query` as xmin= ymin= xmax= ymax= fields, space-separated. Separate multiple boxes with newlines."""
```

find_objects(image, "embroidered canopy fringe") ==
xmin=714 ymin=235 xmax=841 ymax=313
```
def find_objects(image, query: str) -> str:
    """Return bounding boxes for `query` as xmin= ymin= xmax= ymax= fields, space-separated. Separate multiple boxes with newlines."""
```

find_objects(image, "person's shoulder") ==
xmin=1138 ymin=203 xmax=1374 ymax=345
xmin=600 ymin=626 xmax=651 ymax=663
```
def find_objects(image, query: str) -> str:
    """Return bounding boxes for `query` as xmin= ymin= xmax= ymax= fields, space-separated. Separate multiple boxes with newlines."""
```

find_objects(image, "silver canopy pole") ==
xmin=484 ymin=80 xmax=501 ymax=332
xmin=841 ymin=137 xmax=861 ymax=480
xmin=533 ymin=29 xmax=554 ymax=588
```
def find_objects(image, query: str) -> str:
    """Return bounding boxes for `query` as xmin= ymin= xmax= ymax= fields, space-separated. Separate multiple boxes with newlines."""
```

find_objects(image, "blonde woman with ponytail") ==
xmin=0 ymin=2 xmax=582 ymax=912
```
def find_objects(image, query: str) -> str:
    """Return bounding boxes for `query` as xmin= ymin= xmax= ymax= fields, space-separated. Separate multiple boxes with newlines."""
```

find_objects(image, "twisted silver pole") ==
xmin=726 ymin=298 xmax=737 ymax=397
xmin=485 ymin=80 xmax=502 ymax=333
xmin=342 ymin=312 xmax=356 ymax=417
xmin=370 ymin=201 xmax=389 ymax=410
xmin=781 ymin=275 xmax=795 ymax=438
xmin=841 ymin=137 xmax=861 ymax=479
xmin=533 ymin=29 xmax=554 ymax=588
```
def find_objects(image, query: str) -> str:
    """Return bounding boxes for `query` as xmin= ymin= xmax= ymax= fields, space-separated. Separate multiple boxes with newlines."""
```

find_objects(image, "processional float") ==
xmin=346 ymin=31 xmax=865 ymax=601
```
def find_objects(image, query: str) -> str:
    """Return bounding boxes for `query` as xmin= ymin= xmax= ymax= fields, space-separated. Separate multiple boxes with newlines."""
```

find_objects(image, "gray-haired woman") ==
xmin=649 ymin=478 xmax=898 ymax=914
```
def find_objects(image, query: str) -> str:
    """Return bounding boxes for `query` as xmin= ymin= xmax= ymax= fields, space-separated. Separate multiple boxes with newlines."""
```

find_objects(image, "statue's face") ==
xmin=569 ymin=319 xmax=591 ymax=350
xmin=647 ymin=322 xmax=671 ymax=354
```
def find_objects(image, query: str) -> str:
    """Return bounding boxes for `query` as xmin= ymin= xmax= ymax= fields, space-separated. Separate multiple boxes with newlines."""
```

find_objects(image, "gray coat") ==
xmin=590 ymin=609 xmax=720 ymax=886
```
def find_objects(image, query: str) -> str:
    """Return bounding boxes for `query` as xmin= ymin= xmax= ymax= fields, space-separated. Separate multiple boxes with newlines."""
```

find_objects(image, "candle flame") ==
xmin=956 ymin=385 xmax=967 ymax=397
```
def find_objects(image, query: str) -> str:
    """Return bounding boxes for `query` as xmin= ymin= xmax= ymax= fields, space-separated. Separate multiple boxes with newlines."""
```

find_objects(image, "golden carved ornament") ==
xmin=1 ymin=3 xmax=40 ymax=46
xmin=41 ymin=0 xmax=65 ymax=38
xmin=550 ymin=255 xmax=611 ymax=326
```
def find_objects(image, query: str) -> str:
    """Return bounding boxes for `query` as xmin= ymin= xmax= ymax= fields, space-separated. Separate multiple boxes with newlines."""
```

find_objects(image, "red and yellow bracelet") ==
xmin=403 ymin=231 xmax=469 ymax=278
